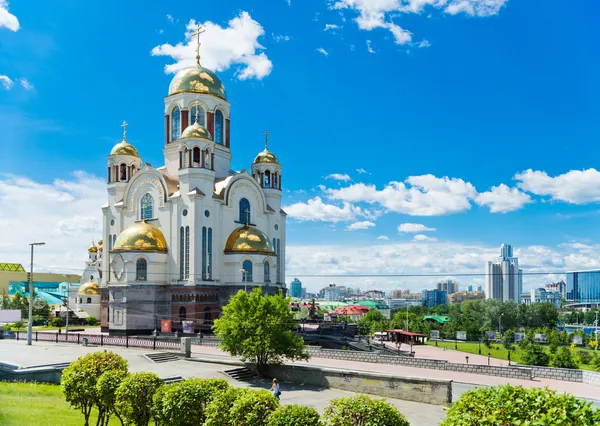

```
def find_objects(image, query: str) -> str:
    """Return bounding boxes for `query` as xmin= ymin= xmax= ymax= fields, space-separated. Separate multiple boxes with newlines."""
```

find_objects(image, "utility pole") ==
xmin=64 ymin=275 xmax=71 ymax=334
xmin=596 ymin=311 xmax=599 ymax=351
xmin=240 ymin=269 xmax=248 ymax=292
xmin=27 ymin=242 xmax=45 ymax=345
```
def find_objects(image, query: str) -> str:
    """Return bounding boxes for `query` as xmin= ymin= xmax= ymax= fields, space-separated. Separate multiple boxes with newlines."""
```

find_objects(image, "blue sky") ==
xmin=2 ymin=0 xmax=600 ymax=292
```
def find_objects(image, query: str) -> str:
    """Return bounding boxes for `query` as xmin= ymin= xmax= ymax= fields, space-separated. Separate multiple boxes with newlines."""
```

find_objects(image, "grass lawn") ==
xmin=0 ymin=382 xmax=124 ymax=426
xmin=426 ymin=341 xmax=599 ymax=371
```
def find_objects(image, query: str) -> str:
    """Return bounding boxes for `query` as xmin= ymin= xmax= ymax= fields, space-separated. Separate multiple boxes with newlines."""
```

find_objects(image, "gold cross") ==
xmin=191 ymin=24 xmax=205 ymax=67
xmin=121 ymin=120 xmax=128 ymax=141
xmin=262 ymin=130 xmax=270 ymax=149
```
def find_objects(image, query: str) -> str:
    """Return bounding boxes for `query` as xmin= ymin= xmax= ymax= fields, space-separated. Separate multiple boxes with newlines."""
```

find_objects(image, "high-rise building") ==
xmin=485 ymin=244 xmax=522 ymax=303
xmin=522 ymin=288 xmax=562 ymax=308
xmin=290 ymin=278 xmax=302 ymax=299
xmin=437 ymin=279 xmax=459 ymax=294
xmin=566 ymin=271 xmax=600 ymax=304
xmin=448 ymin=291 xmax=485 ymax=304
xmin=545 ymin=281 xmax=567 ymax=299
xmin=422 ymin=289 xmax=447 ymax=308
xmin=467 ymin=285 xmax=474 ymax=292
xmin=477 ymin=285 xmax=483 ymax=292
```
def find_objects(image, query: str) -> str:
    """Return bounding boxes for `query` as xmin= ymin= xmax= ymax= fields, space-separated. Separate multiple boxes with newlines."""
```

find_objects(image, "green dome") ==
xmin=169 ymin=66 xmax=226 ymax=100
xmin=180 ymin=122 xmax=213 ymax=140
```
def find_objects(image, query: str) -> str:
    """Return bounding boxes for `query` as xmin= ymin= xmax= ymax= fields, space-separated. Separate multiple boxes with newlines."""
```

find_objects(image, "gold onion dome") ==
xmin=254 ymin=148 xmax=279 ymax=165
xmin=225 ymin=226 xmax=275 ymax=254
xmin=88 ymin=241 xmax=98 ymax=253
xmin=110 ymin=140 xmax=139 ymax=157
xmin=113 ymin=221 xmax=168 ymax=252
xmin=180 ymin=122 xmax=213 ymax=140
xmin=168 ymin=66 xmax=226 ymax=100
xmin=78 ymin=281 xmax=100 ymax=295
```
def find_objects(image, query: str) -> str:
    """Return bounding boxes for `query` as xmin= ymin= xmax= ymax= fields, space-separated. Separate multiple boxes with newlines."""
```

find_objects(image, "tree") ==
xmin=322 ymin=394 xmax=410 ymax=426
xmin=551 ymin=347 xmax=578 ymax=369
xmin=61 ymin=351 xmax=128 ymax=426
xmin=229 ymin=389 xmax=279 ymax=426
xmin=204 ymin=387 xmax=248 ymax=426
xmin=358 ymin=310 xmax=389 ymax=335
xmin=51 ymin=317 xmax=65 ymax=328
xmin=502 ymin=330 xmax=515 ymax=351
xmin=96 ymin=369 xmax=128 ymax=426
xmin=1 ymin=293 xmax=11 ymax=309
xmin=87 ymin=316 xmax=98 ymax=326
xmin=33 ymin=297 xmax=51 ymax=320
xmin=520 ymin=344 xmax=550 ymax=367
xmin=115 ymin=372 xmax=163 ymax=426
xmin=548 ymin=330 xmax=561 ymax=354
xmin=11 ymin=292 xmax=28 ymax=319
xmin=267 ymin=404 xmax=320 ymax=426
xmin=593 ymin=355 xmax=600 ymax=372
xmin=441 ymin=385 xmax=600 ymax=425
xmin=213 ymin=288 xmax=309 ymax=376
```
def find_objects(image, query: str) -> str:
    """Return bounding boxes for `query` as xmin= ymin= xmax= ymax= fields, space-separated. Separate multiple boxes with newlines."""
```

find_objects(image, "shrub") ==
xmin=115 ymin=372 xmax=163 ymax=426
xmin=551 ymin=347 xmax=579 ymax=369
xmin=441 ymin=384 xmax=600 ymax=425
xmin=50 ymin=317 xmax=65 ymax=328
xmin=592 ymin=354 xmax=600 ymax=372
xmin=61 ymin=351 xmax=128 ymax=426
xmin=96 ymin=369 xmax=128 ymax=426
xmin=31 ymin=314 xmax=46 ymax=326
xmin=520 ymin=344 xmax=550 ymax=366
xmin=152 ymin=385 xmax=169 ymax=426
xmin=13 ymin=321 xmax=23 ymax=329
xmin=86 ymin=316 xmax=98 ymax=326
xmin=578 ymin=350 xmax=593 ymax=365
xmin=205 ymin=387 xmax=248 ymax=426
xmin=267 ymin=404 xmax=320 ymax=426
xmin=154 ymin=378 xmax=229 ymax=426
xmin=323 ymin=394 xmax=410 ymax=426
xmin=229 ymin=389 xmax=279 ymax=426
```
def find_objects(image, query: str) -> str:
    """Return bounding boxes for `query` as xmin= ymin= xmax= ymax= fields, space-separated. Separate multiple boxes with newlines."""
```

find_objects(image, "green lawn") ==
xmin=0 ymin=382 xmax=123 ymax=426
xmin=426 ymin=341 xmax=599 ymax=371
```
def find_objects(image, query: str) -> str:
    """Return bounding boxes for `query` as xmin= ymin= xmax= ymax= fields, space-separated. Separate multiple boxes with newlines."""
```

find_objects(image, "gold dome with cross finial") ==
xmin=253 ymin=130 xmax=279 ymax=165
xmin=110 ymin=121 xmax=140 ymax=157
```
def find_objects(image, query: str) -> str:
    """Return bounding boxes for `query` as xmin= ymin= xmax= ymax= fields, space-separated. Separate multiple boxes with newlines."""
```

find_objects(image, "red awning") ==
xmin=386 ymin=330 xmax=426 ymax=337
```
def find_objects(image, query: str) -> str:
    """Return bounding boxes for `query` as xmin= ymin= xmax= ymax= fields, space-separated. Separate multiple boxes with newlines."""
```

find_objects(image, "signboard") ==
xmin=486 ymin=331 xmax=496 ymax=341
xmin=182 ymin=321 xmax=194 ymax=334
xmin=514 ymin=332 xmax=525 ymax=343
xmin=0 ymin=310 xmax=21 ymax=323
xmin=430 ymin=330 xmax=440 ymax=340
xmin=572 ymin=335 xmax=583 ymax=345
xmin=456 ymin=331 xmax=467 ymax=341
xmin=534 ymin=333 xmax=547 ymax=343
xmin=324 ymin=314 xmax=332 ymax=322
xmin=161 ymin=320 xmax=172 ymax=333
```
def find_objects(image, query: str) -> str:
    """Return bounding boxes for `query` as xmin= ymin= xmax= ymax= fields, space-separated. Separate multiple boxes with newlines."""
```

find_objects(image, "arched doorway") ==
xmin=179 ymin=306 xmax=187 ymax=321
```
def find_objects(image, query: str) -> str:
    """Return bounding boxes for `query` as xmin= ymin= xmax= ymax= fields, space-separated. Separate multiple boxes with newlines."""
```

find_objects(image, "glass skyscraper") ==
xmin=290 ymin=278 xmax=303 ymax=299
xmin=566 ymin=271 xmax=600 ymax=304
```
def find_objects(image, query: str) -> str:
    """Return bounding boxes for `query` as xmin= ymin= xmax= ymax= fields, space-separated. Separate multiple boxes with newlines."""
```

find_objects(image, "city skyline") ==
xmin=2 ymin=1 xmax=600 ymax=293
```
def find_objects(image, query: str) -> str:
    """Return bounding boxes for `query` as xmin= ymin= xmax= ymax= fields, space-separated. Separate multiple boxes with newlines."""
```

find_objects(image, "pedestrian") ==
xmin=271 ymin=378 xmax=281 ymax=400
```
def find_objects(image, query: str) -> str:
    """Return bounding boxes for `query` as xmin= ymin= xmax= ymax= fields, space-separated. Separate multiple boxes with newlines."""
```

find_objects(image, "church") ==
xmin=98 ymin=40 xmax=287 ymax=335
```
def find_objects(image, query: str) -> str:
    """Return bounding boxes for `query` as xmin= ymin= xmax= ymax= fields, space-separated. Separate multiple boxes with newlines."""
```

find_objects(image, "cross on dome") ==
xmin=262 ymin=130 xmax=270 ymax=150
xmin=121 ymin=120 xmax=128 ymax=141
xmin=191 ymin=24 xmax=206 ymax=67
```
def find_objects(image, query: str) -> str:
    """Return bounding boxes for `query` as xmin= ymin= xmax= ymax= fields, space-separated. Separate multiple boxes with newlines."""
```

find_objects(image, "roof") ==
xmin=386 ymin=330 xmax=426 ymax=337
xmin=0 ymin=263 xmax=25 ymax=272
xmin=424 ymin=315 xmax=451 ymax=324
xmin=353 ymin=300 xmax=390 ymax=310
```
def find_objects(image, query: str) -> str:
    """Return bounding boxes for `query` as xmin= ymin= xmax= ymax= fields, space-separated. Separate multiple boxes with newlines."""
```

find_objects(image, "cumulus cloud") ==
xmin=284 ymin=197 xmax=364 ymax=223
xmin=413 ymin=234 xmax=437 ymax=242
xmin=515 ymin=168 xmax=600 ymax=204
xmin=376 ymin=235 xmax=389 ymax=240
xmin=272 ymin=34 xmax=291 ymax=42
xmin=325 ymin=24 xmax=341 ymax=31
xmin=326 ymin=173 xmax=351 ymax=182
xmin=398 ymin=223 xmax=436 ymax=233
xmin=475 ymin=184 xmax=533 ymax=213
xmin=418 ymin=40 xmax=431 ymax=48
xmin=151 ymin=12 xmax=273 ymax=80
xmin=346 ymin=221 xmax=376 ymax=231
xmin=316 ymin=47 xmax=329 ymax=56
xmin=0 ymin=0 xmax=19 ymax=31
xmin=0 ymin=75 xmax=13 ymax=89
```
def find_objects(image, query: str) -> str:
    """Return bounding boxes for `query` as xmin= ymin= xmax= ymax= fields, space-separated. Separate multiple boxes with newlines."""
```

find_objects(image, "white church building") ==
xmin=99 ymin=54 xmax=287 ymax=335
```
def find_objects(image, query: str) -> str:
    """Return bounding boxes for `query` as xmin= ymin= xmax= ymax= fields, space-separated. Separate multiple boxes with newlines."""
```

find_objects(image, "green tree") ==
xmin=322 ymin=394 xmax=410 ymax=426
xmin=358 ymin=310 xmax=389 ymax=335
xmin=115 ymin=372 xmax=162 ymax=426
xmin=11 ymin=292 xmax=28 ymax=319
xmin=548 ymin=330 xmax=561 ymax=354
xmin=1 ymin=293 xmax=11 ymax=309
xmin=267 ymin=404 xmax=320 ymax=426
xmin=32 ymin=297 xmax=51 ymax=320
xmin=520 ymin=344 xmax=550 ymax=367
xmin=96 ymin=369 xmax=128 ymax=426
xmin=551 ymin=347 xmax=578 ymax=369
xmin=593 ymin=355 xmax=600 ymax=372
xmin=441 ymin=385 xmax=600 ymax=425
xmin=229 ymin=389 xmax=279 ymax=426
xmin=50 ymin=317 xmax=65 ymax=328
xmin=204 ymin=387 xmax=248 ymax=426
xmin=61 ymin=351 xmax=128 ymax=426
xmin=502 ymin=329 xmax=515 ymax=350
xmin=87 ymin=316 xmax=98 ymax=326
xmin=213 ymin=288 xmax=309 ymax=376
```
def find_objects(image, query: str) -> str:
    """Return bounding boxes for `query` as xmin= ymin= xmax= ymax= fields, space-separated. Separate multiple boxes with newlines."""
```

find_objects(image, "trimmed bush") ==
xmin=205 ymin=387 xmax=248 ymax=426
xmin=592 ymin=354 xmax=600 ymax=372
xmin=96 ymin=369 xmax=128 ymax=426
xmin=50 ymin=317 xmax=65 ymax=327
xmin=520 ymin=343 xmax=550 ymax=366
xmin=322 ymin=394 xmax=410 ymax=426
xmin=154 ymin=378 xmax=229 ymax=426
xmin=86 ymin=316 xmax=98 ymax=326
xmin=577 ymin=350 xmax=593 ymax=365
xmin=229 ymin=389 xmax=279 ymax=426
xmin=267 ymin=404 xmax=320 ymax=426
xmin=115 ymin=372 xmax=163 ymax=426
xmin=551 ymin=346 xmax=578 ymax=369
xmin=441 ymin=384 xmax=600 ymax=425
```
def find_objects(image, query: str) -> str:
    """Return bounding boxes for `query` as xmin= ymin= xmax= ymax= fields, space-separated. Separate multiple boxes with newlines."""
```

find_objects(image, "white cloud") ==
xmin=19 ymin=78 xmax=33 ymax=90
xmin=475 ymin=184 xmax=532 ymax=213
xmin=398 ymin=223 xmax=436 ymax=233
xmin=413 ymin=234 xmax=437 ymax=242
xmin=366 ymin=40 xmax=375 ymax=53
xmin=376 ymin=235 xmax=389 ymax=240
xmin=0 ymin=0 xmax=19 ymax=31
xmin=325 ymin=174 xmax=477 ymax=216
xmin=272 ymin=34 xmax=291 ymax=42
xmin=346 ymin=221 xmax=376 ymax=231
xmin=283 ymin=197 xmax=363 ymax=223
xmin=151 ymin=12 xmax=273 ymax=80
xmin=445 ymin=0 xmax=507 ymax=17
xmin=0 ymin=75 xmax=13 ymax=89
xmin=326 ymin=173 xmax=351 ymax=182
xmin=515 ymin=168 xmax=600 ymax=204
xmin=0 ymin=171 xmax=106 ymax=272
xmin=316 ymin=47 xmax=329 ymax=56
xmin=356 ymin=168 xmax=370 ymax=174
xmin=166 ymin=14 xmax=174 ymax=23
xmin=418 ymin=39 xmax=431 ymax=48
xmin=325 ymin=24 xmax=341 ymax=31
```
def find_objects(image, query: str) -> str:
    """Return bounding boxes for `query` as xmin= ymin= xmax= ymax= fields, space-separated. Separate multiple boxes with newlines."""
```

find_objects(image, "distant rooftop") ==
xmin=0 ymin=263 xmax=25 ymax=272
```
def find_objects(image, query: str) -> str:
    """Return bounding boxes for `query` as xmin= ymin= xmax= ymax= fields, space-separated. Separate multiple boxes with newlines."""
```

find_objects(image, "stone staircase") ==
xmin=223 ymin=367 xmax=258 ymax=382
xmin=144 ymin=352 xmax=180 ymax=363
xmin=162 ymin=376 xmax=184 ymax=385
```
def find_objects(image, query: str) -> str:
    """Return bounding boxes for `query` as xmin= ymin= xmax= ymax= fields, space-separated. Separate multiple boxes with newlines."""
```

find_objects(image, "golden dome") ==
xmin=254 ymin=148 xmax=279 ymax=165
xmin=168 ymin=66 xmax=226 ymax=100
xmin=225 ymin=226 xmax=275 ymax=255
xmin=78 ymin=281 xmax=100 ymax=295
xmin=113 ymin=221 xmax=168 ymax=252
xmin=98 ymin=239 xmax=103 ymax=252
xmin=110 ymin=140 xmax=139 ymax=157
xmin=181 ymin=122 xmax=213 ymax=140
xmin=88 ymin=242 xmax=98 ymax=253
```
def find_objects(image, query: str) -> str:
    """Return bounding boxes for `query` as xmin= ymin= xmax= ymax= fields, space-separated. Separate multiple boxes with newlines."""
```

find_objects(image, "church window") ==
xmin=202 ymin=227 xmax=207 ymax=279
xmin=264 ymin=262 xmax=271 ymax=283
xmin=215 ymin=110 xmax=224 ymax=144
xmin=207 ymin=227 xmax=212 ymax=279
xmin=141 ymin=193 xmax=154 ymax=220
xmin=136 ymin=258 xmax=147 ymax=281
xmin=182 ymin=209 xmax=188 ymax=217
xmin=264 ymin=171 xmax=270 ymax=188
xmin=204 ymin=306 xmax=211 ymax=324
xmin=190 ymin=104 xmax=205 ymax=127
xmin=192 ymin=147 xmax=201 ymax=167
xmin=276 ymin=238 xmax=281 ymax=283
xmin=179 ymin=227 xmax=185 ymax=280
xmin=86 ymin=297 xmax=92 ymax=304
xmin=179 ymin=306 xmax=186 ymax=320
xmin=239 ymin=198 xmax=250 ymax=224
xmin=120 ymin=164 xmax=127 ymax=181
xmin=171 ymin=106 xmax=181 ymax=141
xmin=242 ymin=260 xmax=253 ymax=282
xmin=204 ymin=210 xmax=210 ymax=218
xmin=110 ymin=219 xmax=115 ymax=226
xmin=185 ymin=226 xmax=190 ymax=279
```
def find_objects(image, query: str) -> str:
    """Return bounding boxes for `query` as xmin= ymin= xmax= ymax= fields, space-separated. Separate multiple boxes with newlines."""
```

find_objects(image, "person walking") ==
xmin=271 ymin=378 xmax=281 ymax=400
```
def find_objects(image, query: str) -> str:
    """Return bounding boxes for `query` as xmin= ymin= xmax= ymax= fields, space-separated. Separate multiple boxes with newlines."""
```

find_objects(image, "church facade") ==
xmin=99 ymin=61 xmax=286 ymax=335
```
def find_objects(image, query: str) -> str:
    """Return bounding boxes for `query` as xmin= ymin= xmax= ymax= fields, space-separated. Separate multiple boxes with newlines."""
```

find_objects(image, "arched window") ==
xmin=242 ymin=260 xmax=253 ymax=282
xmin=264 ymin=262 xmax=271 ymax=283
xmin=264 ymin=171 xmax=271 ymax=188
xmin=179 ymin=227 xmax=185 ymax=280
xmin=215 ymin=110 xmax=223 ymax=144
xmin=185 ymin=226 xmax=190 ymax=279
xmin=190 ymin=104 xmax=205 ymax=127
xmin=136 ymin=258 xmax=147 ymax=281
xmin=239 ymin=198 xmax=250 ymax=224
xmin=171 ymin=106 xmax=181 ymax=141
xmin=120 ymin=164 xmax=127 ymax=181
xmin=204 ymin=306 xmax=211 ymax=324
xmin=192 ymin=147 xmax=201 ymax=167
xmin=141 ymin=193 xmax=153 ymax=220
xmin=179 ymin=306 xmax=186 ymax=321
xmin=86 ymin=297 xmax=92 ymax=304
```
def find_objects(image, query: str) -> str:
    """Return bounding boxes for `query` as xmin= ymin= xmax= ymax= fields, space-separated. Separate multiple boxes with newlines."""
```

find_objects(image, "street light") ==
xmin=498 ymin=313 xmax=504 ymax=334
xmin=240 ymin=269 xmax=248 ymax=293
xmin=27 ymin=242 xmax=45 ymax=346
xmin=63 ymin=274 xmax=72 ymax=335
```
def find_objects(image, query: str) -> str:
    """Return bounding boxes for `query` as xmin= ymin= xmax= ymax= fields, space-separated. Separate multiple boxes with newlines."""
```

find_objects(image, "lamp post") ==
xmin=27 ymin=242 xmax=45 ymax=345
xmin=595 ymin=311 xmax=599 ymax=351
xmin=240 ymin=269 xmax=248 ymax=293
xmin=498 ymin=313 xmax=504 ymax=334
xmin=64 ymin=274 xmax=71 ymax=335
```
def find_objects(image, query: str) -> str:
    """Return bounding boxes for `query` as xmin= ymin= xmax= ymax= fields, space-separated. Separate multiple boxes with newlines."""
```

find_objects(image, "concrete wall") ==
xmin=0 ymin=365 xmax=64 ymax=384
xmin=266 ymin=363 xmax=451 ymax=405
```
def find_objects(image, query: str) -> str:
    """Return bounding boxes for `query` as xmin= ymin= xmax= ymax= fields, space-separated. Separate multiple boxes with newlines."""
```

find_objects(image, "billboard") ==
xmin=182 ymin=321 xmax=194 ymax=334
xmin=430 ymin=330 xmax=440 ymax=340
xmin=160 ymin=320 xmax=172 ymax=333
xmin=456 ymin=331 xmax=467 ymax=341
xmin=0 ymin=310 xmax=21 ymax=323
xmin=514 ymin=332 xmax=525 ymax=343
xmin=486 ymin=331 xmax=497 ymax=341
xmin=534 ymin=333 xmax=547 ymax=343
xmin=572 ymin=335 xmax=583 ymax=345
